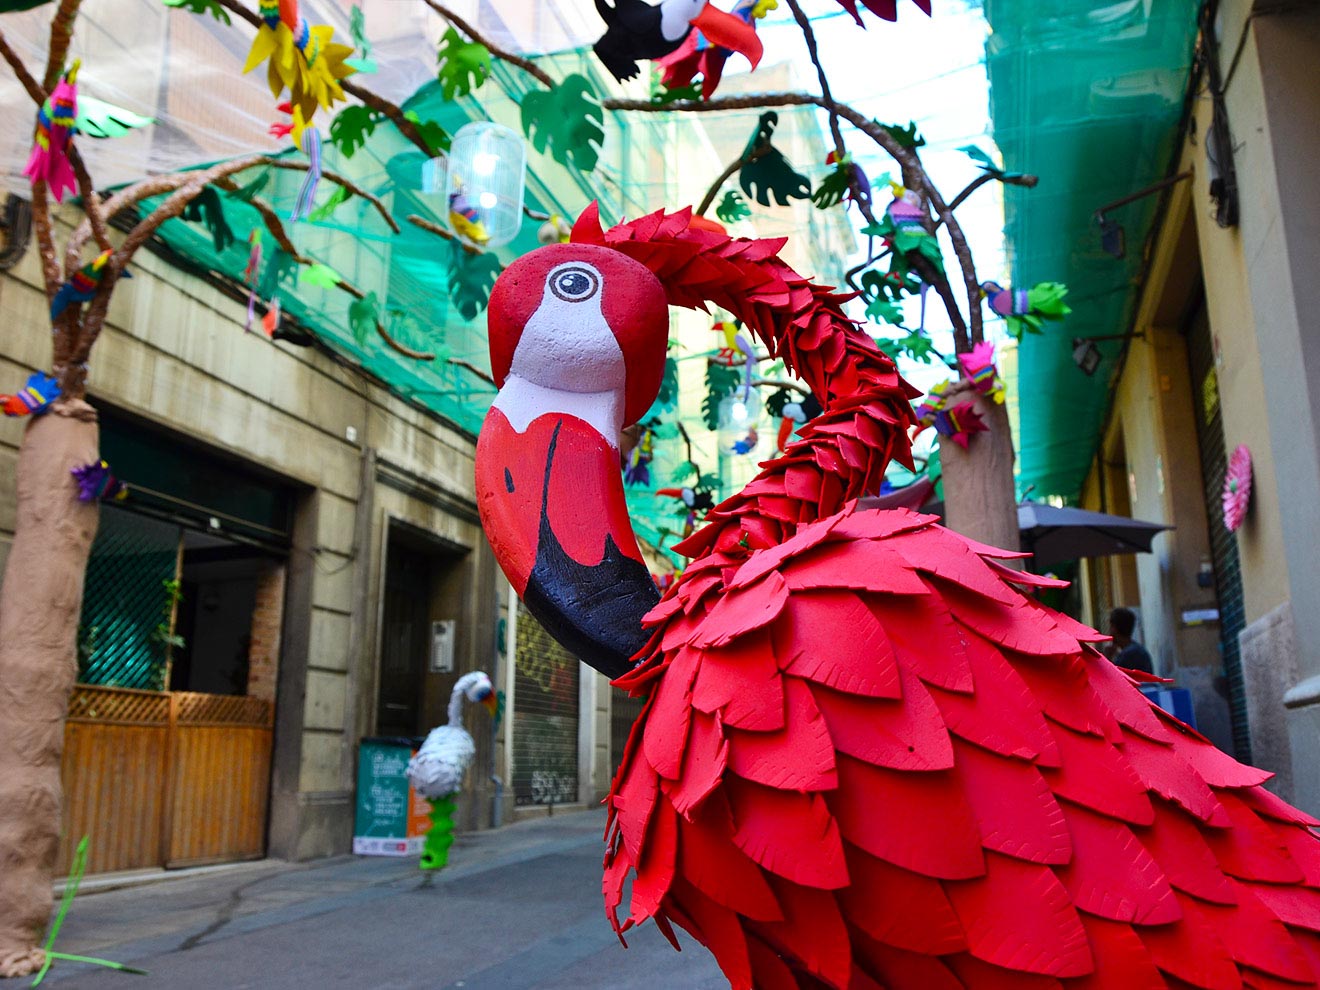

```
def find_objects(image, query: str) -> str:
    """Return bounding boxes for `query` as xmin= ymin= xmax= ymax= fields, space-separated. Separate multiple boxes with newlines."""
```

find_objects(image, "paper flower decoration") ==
xmin=958 ymin=340 xmax=1005 ymax=404
xmin=1223 ymin=444 xmax=1252 ymax=532
xmin=72 ymin=459 xmax=127 ymax=502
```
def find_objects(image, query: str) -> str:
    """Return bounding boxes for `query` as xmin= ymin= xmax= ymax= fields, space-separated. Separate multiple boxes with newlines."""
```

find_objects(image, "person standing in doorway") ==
xmin=1108 ymin=607 xmax=1154 ymax=674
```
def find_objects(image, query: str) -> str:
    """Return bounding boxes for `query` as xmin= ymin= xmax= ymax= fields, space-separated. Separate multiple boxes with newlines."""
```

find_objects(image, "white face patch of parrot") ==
xmin=496 ymin=261 xmax=627 ymax=442
xmin=659 ymin=0 xmax=706 ymax=40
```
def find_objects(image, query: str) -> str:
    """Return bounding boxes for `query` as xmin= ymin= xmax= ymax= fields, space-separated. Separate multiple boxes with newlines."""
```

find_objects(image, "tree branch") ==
xmin=422 ymin=0 xmax=555 ymax=89
xmin=0 ymin=28 xmax=45 ymax=104
xmin=43 ymin=0 xmax=81 ymax=91
xmin=925 ymin=184 xmax=982 ymax=346
xmin=66 ymin=144 xmax=112 ymax=260
xmin=945 ymin=171 xmax=1037 ymax=215
xmin=26 ymin=182 xmax=61 ymax=303
xmin=447 ymin=357 xmax=495 ymax=386
xmin=406 ymin=213 xmax=481 ymax=255
xmin=340 ymin=79 xmax=434 ymax=158
xmin=695 ymin=146 xmax=767 ymax=217
xmin=265 ymin=160 xmax=399 ymax=232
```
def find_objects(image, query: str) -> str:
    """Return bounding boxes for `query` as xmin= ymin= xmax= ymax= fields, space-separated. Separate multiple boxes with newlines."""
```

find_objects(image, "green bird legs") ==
xmin=419 ymin=794 xmax=457 ymax=871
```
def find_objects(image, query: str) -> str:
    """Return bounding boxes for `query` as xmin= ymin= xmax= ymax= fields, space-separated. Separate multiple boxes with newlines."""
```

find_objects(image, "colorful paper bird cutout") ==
xmin=448 ymin=181 xmax=490 ymax=245
xmin=958 ymin=339 xmax=1006 ymax=404
xmin=933 ymin=398 xmax=986 ymax=449
xmin=244 ymin=229 xmax=263 ymax=331
xmin=776 ymin=393 xmax=821 ymax=451
xmin=538 ymin=214 xmax=573 ymax=245
xmin=0 ymin=372 xmax=60 ymax=417
xmin=593 ymin=0 xmax=763 ymax=85
xmin=24 ymin=61 xmax=79 ymax=203
xmin=625 ymin=422 xmax=656 ymax=486
xmin=71 ymin=459 xmax=127 ymax=502
xmin=656 ymin=0 xmax=775 ymax=99
xmin=981 ymin=279 xmax=1071 ymax=339
xmin=50 ymin=249 xmax=116 ymax=321
xmin=242 ymin=0 xmax=356 ymax=130
xmin=74 ymin=95 xmax=155 ymax=139
xmin=914 ymin=378 xmax=952 ymax=427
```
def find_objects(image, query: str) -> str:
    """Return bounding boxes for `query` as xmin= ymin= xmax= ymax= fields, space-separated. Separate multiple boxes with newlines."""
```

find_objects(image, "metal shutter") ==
xmin=512 ymin=602 xmax=580 ymax=806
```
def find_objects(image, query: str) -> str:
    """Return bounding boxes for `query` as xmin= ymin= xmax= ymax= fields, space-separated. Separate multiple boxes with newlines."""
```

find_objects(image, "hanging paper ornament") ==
xmin=1223 ymin=444 xmax=1253 ymax=533
xmin=980 ymin=279 xmax=1071 ymax=339
xmin=24 ymin=61 xmax=79 ymax=203
xmin=537 ymin=214 xmax=572 ymax=245
xmin=71 ymin=459 xmax=127 ymax=503
xmin=442 ymin=122 xmax=527 ymax=249
xmin=50 ymin=250 xmax=120 ymax=321
xmin=656 ymin=485 xmax=716 ymax=540
xmin=1 ymin=372 xmax=60 ymax=417
xmin=243 ymin=229 xmax=263 ymax=332
xmin=290 ymin=125 xmax=322 ymax=222
xmin=262 ymin=296 xmax=282 ymax=338
xmin=242 ymin=0 xmax=356 ymax=128
xmin=739 ymin=112 xmax=811 ymax=207
xmin=718 ymin=390 xmax=761 ymax=457
xmin=592 ymin=0 xmax=763 ymax=84
xmin=710 ymin=318 xmax=744 ymax=365
xmin=934 ymin=400 xmax=986 ymax=450
xmin=776 ymin=393 xmax=822 ymax=451
xmin=957 ymin=340 xmax=1006 ymax=404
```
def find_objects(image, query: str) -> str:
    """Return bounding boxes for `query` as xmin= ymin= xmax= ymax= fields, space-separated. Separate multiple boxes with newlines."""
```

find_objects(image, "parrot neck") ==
xmin=447 ymin=686 xmax=467 ymax=727
xmin=492 ymin=375 xmax=624 ymax=449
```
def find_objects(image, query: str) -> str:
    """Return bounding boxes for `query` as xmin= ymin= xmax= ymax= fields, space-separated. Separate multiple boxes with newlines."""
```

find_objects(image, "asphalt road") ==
xmin=30 ymin=809 xmax=726 ymax=989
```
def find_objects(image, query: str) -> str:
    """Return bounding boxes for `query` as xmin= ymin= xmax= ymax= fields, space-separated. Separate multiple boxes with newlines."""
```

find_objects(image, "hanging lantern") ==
xmin=718 ymin=388 xmax=762 ymax=458
xmin=429 ymin=121 xmax=526 ymax=249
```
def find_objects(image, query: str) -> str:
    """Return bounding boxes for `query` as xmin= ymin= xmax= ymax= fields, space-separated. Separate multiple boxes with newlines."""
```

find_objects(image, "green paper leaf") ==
xmin=0 ymin=0 xmax=55 ymax=10
xmin=75 ymin=96 xmax=154 ymax=139
xmin=655 ymin=356 xmax=679 ymax=410
xmin=738 ymin=113 xmax=810 ymax=207
xmin=258 ymin=248 xmax=298 ymax=299
xmin=180 ymin=187 xmax=233 ymax=253
xmin=309 ymin=184 xmax=353 ymax=222
xmin=436 ymin=27 xmax=491 ymax=101
xmin=229 ymin=167 xmax=270 ymax=203
xmin=328 ymin=104 xmax=382 ymax=159
xmin=878 ymin=120 xmax=925 ymax=149
xmin=811 ymin=157 xmax=853 ymax=210
xmin=402 ymin=111 xmax=450 ymax=155
xmin=715 ymin=190 xmax=751 ymax=223
xmin=520 ymin=74 xmax=605 ymax=173
xmin=161 ymin=0 xmax=230 ymax=23
xmin=300 ymin=263 xmax=341 ymax=288
xmin=346 ymin=4 xmax=376 ymax=73
xmin=650 ymin=79 xmax=702 ymax=105
xmin=348 ymin=291 xmax=378 ymax=346
xmin=959 ymin=144 xmax=996 ymax=169
xmin=447 ymin=244 xmax=503 ymax=321
xmin=702 ymin=362 xmax=740 ymax=431
xmin=669 ymin=462 xmax=699 ymax=484
xmin=900 ymin=331 xmax=937 ymax=362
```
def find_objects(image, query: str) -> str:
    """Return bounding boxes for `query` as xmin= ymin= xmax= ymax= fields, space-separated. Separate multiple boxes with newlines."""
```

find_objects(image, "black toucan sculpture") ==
xmin=592 ymin=0 xmax=762 ymax=83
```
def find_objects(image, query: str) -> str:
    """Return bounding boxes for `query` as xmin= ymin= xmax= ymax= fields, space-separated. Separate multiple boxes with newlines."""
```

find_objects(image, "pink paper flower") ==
xmin=1223 ymin=444 xmax=1252 ymax=532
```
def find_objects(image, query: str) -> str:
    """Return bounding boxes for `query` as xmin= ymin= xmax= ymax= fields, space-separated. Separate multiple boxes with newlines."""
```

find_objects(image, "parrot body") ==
xmin=958 ymin=340 xmax=1006 ymax=404
xmin=476 ymin=205 xmax=1320 ymax=990
xmin=50 ymin=249 xmax=115 ymax=321
xmin=656 ymin=0 xmax=774 ymax=99
xmin=981 ymin=280 xmax=1071 ymax=338
xmin=1 ymin=372 xmax=60 ymax=417
xmin=593 ymin=0 xmax=762 ymax=84
xmin=24 ymin=63 xmax=79 ymax=203
xmin=448 ymin=184 xmax=491 ymax=245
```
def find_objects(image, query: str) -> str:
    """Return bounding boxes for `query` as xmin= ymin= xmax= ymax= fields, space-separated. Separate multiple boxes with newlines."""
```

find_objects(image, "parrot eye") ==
xmin=549 ymin=266 xmax=599 ymax=303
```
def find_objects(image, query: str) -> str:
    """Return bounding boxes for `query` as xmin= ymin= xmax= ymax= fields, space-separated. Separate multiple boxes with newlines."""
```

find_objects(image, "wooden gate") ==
xmin=58 ymin=684 xmax=274 ymax=875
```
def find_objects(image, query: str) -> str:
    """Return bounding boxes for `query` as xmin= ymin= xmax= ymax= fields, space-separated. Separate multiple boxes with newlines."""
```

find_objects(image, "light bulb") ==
xmin=473 ymin=152 xmax=499 ymax=177
xmin=731 ymin=401 xmax=747 ymax=423
xmin=479 ymin=191 xmax=498 ymax=210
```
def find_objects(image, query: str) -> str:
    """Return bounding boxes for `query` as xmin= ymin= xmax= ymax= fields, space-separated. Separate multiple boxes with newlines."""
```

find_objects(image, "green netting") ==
xmin=985 ymin=0 xmax=1201 ymax=502
xmin=78 ymin=506 xmax=179 ymax=690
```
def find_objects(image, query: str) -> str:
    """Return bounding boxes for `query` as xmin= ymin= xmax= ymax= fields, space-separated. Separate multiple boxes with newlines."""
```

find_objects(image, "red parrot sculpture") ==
xmin=475 ymin=203 xmax=1320 ymax=990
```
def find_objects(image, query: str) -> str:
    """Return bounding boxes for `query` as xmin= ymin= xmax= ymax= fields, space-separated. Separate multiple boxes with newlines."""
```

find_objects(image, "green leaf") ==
xmin=300 ymin=263 xmax=341 ymax=288
xmin=258 ymin=248 xmax=298 ymax=299
xmin=702 ymin=362 xmax=740 ymax=431
xmin=811 ymin=157 xmax=853 ymax=210
xmin=520 ymin=74 xmax=605 ymax=173
xmin=328 ymin=104 xmax=382 ymax=158
xmin=655 ymin=356 xmax=679 ymax=410
xmin=650 ymin=79 xmax=702 ymax=105
xmin=180 ymin=187 xmax=233 ymax=253
xmin=739 ymin=113 xmax=810 ymax=207
xmin=878 ymin=120 xmax=925 ymax=149
xmin=447 ymin=243 xmax=503 ymax=321
xmin=161 ymin=0 xmax=230 ymax=23
xmin=436 ymin=27 xmax=491 ymax=101
xmin=309 ymin=184 xmax=353 ymax=222
xmin=900 ymin=331 xmax=937 ymax=362
xmin=669 ymin=462 xmax=699 ymax=484
xmin=715 ymin=190 xmax=751 ymax=223
xmin=402 ymin=111 xmax=450 ymax=155
xmin=345 ymin=4 xmax=376 ymax=72
xmin=75 ymin=96 xmax=154 ymax=139
xmin=229 ymin=168 xmax=270 ymax=203
xmin=348 ymin=291 xmax=379 ymax=346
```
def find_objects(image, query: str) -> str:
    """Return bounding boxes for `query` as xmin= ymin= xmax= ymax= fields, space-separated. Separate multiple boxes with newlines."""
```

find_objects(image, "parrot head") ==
xmin=979 ymin=280 xmax=1005 ymax=298
xmin=458 ymin=670 xmax=498 ymax=715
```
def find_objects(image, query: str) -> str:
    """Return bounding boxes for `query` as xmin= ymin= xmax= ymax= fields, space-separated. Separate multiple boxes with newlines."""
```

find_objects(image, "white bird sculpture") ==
xmin=406 ymin=670 xmax=497 ymax=870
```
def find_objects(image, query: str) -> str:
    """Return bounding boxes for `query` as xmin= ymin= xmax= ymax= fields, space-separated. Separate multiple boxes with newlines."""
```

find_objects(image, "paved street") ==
xmin=28 ymin=809 xmax=725 ymax=989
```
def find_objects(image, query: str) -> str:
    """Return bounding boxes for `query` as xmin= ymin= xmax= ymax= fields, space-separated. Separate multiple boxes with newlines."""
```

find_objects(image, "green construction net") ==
xmin=985 ymin=0 xmax=1201 ymax=502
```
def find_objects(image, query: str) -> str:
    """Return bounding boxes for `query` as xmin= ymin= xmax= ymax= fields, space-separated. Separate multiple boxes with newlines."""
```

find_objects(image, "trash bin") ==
xmin=352 ymin=736 xmax=431 ymax=856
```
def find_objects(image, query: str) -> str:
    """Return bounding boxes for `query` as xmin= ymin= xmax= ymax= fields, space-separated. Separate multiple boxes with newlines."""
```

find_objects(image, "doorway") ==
xmin=378 ymin=540 xmax=432 ymax=738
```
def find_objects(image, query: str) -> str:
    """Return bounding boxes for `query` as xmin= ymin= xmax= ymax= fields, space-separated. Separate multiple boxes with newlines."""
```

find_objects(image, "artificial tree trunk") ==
xmin=938 ymin=381 xmax=1021 ymax=554
xmin=0 ymin=399 xmax=100 ymax=978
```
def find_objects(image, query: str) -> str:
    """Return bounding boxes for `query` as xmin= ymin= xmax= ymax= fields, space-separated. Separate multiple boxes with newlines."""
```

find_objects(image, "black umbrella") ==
xmin=1018 ymin=502 xmax=1171 ymax=568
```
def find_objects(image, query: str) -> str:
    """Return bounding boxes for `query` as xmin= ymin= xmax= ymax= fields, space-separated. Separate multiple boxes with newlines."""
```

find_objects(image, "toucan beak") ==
xmin=655 ymin=488 xmax=683 ymax=498
xmin=480 ymin=693 xmax=498 ymax=715
xmin=691 ymin=4 xmax=763 ymax=69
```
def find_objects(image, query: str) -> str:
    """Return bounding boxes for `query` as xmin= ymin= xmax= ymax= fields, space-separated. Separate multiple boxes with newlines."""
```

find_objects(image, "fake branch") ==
xmin=0 ymin=29 xmax=45 ymax=105
xmin=695 ymin=146 xmax=768 ymax=217
xmin=265 ymin=160 xmax=399 ymax=233
xmin=44 ymin=0 xmax=81 ymax=91
xmin=422 ymin=0 xmax=556 ymax=90
xmin=406 ymin=214 xmax=481 ymax=255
